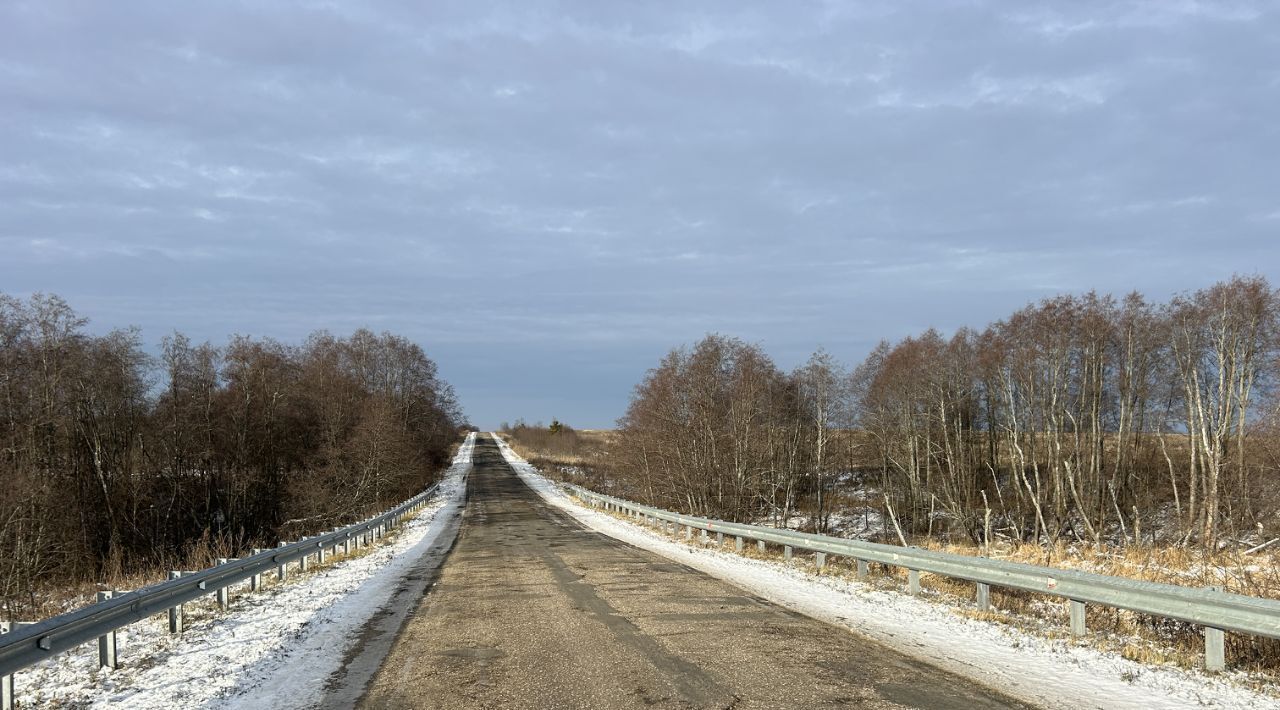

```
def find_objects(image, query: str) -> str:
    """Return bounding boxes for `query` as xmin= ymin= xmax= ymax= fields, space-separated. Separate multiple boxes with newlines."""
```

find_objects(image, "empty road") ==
xmin=341 ymin=435 xmax=1031 ymax=709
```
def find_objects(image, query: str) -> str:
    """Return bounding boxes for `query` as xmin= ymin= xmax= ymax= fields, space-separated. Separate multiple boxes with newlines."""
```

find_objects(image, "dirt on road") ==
xmin=350 ymin=435 xmax=1033 ymax=709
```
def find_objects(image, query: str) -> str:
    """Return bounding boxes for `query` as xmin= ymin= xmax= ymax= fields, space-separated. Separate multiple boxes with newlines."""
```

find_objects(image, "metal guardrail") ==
xmin=565 ymin=484 xmax=1280 ymax=672
xmin=0 ymin=481 xmax=446 ymax=684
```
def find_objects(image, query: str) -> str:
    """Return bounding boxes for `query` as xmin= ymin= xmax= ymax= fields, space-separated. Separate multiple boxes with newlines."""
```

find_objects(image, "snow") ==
xmin=756 ymin=510 xmax=886 ymax=539
xmin=14 ymin=432 xmax=475 ymax=710
xmin=494 ymin=434 xmax=1280 ymax=710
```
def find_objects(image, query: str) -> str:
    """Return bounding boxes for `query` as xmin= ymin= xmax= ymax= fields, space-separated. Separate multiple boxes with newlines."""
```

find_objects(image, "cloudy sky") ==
xmin=1 ymin=1 xmax=1277 ymax=428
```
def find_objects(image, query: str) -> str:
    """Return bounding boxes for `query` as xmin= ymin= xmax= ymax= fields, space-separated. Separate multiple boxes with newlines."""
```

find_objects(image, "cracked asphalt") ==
xmin=352 ymin=435 xmax=1032 ymax=709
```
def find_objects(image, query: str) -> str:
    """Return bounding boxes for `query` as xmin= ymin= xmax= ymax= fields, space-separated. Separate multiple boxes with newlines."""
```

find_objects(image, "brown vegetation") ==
xmin=0 ymin=292 xmax=465 ymax=617
xmin=604 ymin=276 xmax=1280 ymax=553
xmin=500 ymin=421 xmax=614 ymax=474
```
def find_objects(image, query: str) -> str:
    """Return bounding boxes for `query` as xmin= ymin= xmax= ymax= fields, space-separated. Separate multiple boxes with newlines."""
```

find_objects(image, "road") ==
xmin=341 ymin=435 xmax=1032 ymax=709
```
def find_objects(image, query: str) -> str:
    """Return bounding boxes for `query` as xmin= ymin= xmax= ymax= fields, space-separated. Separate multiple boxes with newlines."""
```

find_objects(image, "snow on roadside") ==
xmin=493 ymin=434 xmax=1278 ymax=710
xmin=17 ymin=432 xmax=475 ymax=710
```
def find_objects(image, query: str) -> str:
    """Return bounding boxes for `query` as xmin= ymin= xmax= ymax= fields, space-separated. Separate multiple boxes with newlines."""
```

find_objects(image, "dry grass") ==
xmin=7 ymin=501 xmax=428 ymax=626
xmin=503 ymin=427 xmax=616 ymax=470
xmin=924 ymin=539 xmax=1280 ymax=674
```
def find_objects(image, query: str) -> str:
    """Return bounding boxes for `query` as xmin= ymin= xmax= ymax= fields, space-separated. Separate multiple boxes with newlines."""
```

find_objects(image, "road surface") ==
xmin=338 ymin=435 xmax=1031 ymax=709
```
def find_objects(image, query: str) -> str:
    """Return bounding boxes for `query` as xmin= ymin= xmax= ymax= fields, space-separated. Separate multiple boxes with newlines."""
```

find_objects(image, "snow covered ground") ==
xmin=12 ymin=432 xmax=475 ymax=710
xmin=494 ymin=434 xmax=1280 ymax=710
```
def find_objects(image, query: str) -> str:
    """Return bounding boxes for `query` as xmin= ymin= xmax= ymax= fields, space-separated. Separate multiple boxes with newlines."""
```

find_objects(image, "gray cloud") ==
xmin=2 ymin=0 xmax=1277 ymax=427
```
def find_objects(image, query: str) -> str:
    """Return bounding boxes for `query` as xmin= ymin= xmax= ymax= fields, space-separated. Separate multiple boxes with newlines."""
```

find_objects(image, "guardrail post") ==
xmin=3 ymin=622 xmax=15 ymax=709
xmin=815 ymin=552 xmax=826 ymax=570
xmin=344 ymin=533 xmax=352 ymax=556
xmin=784 ymin=545 xmax=793 ymax=560
xmin=250 ymin=551 xmax=264 ymax=591
xmin=277 ymin=542 xmax=288 ymax=581
xmin=700 ymin=529 xmax=708 ymax=541
xmin=1205 ymin=626 xmax=1226 ymax=672
xmin=857 ymin=559 xmax=870 ymax=580
xmin=1205 ymin=585 xmax=1226 ymax=671
xmin=299 ymin=544 xmax=310 ymax=572
xmin=976 ymin=582 xmax=991 ymax=611
xmin=1069 ymin=599 xmax=1086 ymax=637
xmin=168 ymin=572 xmax=184 ymax=632
xmin=735 ymin=536 xmax=744 ymax=552
xmin=318 ymin=542 xmax=327 ymax=565
xmin=684 ymin=525 xmax=692 ymax=540
xmin=2 ymin=622 xmax=33 ymax=710
xmin=96 ymin=591 xmax=119 ymax=668
xmin=716 ymin=532 xmax=724 ymax=545
xmin=757 ymin=539 xmax=766 ymax=553
xmin=216 ymin=560 xmax=230 ymax=609
xmin=908 ymin=570 xmax=921 ymax=595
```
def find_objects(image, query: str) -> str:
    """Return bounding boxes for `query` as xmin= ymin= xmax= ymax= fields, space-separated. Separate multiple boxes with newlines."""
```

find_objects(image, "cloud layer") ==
xmin=2 ymin=1 xmax=1277 ymax=427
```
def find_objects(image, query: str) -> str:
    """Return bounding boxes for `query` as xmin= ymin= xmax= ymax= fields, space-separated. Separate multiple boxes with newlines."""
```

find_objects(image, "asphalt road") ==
xmin=349 ymin=436 xmax=1032 ymax=709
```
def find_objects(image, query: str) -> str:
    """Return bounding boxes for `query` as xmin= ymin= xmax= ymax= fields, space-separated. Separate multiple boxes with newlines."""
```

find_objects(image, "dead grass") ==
xmin=502 ymin=428 xmax=615 ymax=469
xmin=7 ymin=502 xmax=428 ymax=626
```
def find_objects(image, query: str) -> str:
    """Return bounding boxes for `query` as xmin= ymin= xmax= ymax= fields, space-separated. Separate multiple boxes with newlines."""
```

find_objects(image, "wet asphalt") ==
xmin=348 ymin=435 xmax=1034 ymax=709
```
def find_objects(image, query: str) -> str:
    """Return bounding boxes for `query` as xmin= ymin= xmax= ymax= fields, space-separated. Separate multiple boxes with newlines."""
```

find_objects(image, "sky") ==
xmin=1 ymin=1 xmax=1277 ymax=429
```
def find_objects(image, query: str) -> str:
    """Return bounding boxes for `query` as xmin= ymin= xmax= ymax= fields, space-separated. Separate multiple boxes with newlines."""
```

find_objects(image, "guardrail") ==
xmin=565 ymin=484 xmax=1280 ymax=672
xmin=0 ymin=480 xmax=448 ymax=704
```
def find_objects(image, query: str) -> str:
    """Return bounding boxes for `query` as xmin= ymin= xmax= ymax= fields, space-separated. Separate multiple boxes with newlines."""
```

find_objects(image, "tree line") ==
xmin=0 ymin=292 xmax=465 ymax=613
xmin=612 ymin=275 xmax=1279 ymax=551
